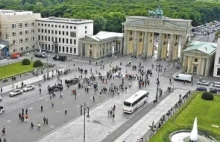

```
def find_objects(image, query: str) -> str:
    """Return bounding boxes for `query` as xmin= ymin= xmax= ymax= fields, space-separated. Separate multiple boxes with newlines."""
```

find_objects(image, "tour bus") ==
xmin=123 ymin=90 xmax=149 ymax=114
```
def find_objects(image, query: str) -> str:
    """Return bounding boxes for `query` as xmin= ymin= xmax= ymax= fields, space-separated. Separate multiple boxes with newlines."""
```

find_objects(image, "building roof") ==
xmin=0 ymin=9 xmax=33 ymax=15
xmin=183 ymin=41 xmax=217 ymax=55
xmin=36 ymin=17 xmax=93 ymax=24
xmin=80 ymin=31 xmax=123 ymax=42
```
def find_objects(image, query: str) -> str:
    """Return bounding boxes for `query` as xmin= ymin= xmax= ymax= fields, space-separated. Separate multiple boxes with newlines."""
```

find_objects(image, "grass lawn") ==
xmin=0 ymin=62 xmax=34 ymax=79
xmin=149 ymin=92 xmax=220 ymax=142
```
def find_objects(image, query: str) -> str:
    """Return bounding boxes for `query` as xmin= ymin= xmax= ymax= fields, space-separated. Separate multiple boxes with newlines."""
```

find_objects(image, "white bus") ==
xmin=123 ymin=90 xmax=149 ymax=114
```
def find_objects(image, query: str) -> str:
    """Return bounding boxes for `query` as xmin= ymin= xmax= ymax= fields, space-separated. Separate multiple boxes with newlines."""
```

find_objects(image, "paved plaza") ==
xmin=0 ymin=54 xmax=202 ymax=142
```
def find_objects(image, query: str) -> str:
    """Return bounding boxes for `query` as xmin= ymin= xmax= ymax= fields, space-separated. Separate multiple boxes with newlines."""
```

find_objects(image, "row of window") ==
xmin=12 ymin=22 xmax=34 ymax=29
xmin=12 ymin=37 xmax=35 ymax=44
xmin=38 ymin=36 xmax=76 ymax=45
xmin=13 ymin=45 xmax=35 ymax=52
xmin=41 ymin=44 xmax=77 ymax=54
xmin=37 ymin=23 xmax=87 ymax=30
xmin=12 ymin=30 xmax=35 ymax=36
xmin=38 ymin=29 xmax=78 ymax=37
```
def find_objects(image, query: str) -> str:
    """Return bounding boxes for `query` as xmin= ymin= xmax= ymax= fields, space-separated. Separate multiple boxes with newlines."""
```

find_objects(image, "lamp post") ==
xmin=47 ymin=50 xmax=49 ymax=79
xmin=155 ymin=64 xmax=162 ymax=102
xmin=80 ymin=102 xmax=90 ymax=142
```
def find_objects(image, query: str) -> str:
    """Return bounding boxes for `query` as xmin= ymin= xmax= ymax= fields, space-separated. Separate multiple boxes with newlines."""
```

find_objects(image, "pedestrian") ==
xmin=41 ymin=106 xmax=43 ymax=112
xmin=0 ymin=138 xmax=1 ymax=142
xmin=25 ymin=108 xmax=28 ymax=114
xmin=117 ymin=91 xmax=120 ymax=95
xmin=18 ymin=113 xmax=21 ymax=121
xmin=39 ymin=88 xmax=41 ymax=94
xmin=3 ymin=138 xmax=6 ymax=142
xmin=93 ymin=96 xmax=95 ymax=102
xmin=50 ymin=94 xmax=52 ymax=99
xmin=46 ymin=118 xmax=48 ymax=125
xmin=65 ymin=107 xmax=67 ymax=115
xmin=31 ymin=122 xmax=34 ymax=129
xmin=37 ymin=122 xmax=41 ymax=129
xmin=108 ymin=110 xmax=110 ymax=117
xmin=52 ymin=102 xmax=54 ymax=107
xmin=113 ymin=114 xmax=115 ymax=121
xmin=2 ymin=127 xmax=5 ymax=135
xmin=43 ymin=117 xmax=46 ymax=124
xmin=22 ymin=108 xmax=24 ymax=114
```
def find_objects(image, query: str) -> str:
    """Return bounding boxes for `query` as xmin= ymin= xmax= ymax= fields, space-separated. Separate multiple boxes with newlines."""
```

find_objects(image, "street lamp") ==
xmin=80 ymin=102 xmax=90 ymax=142
xmin=155 ymin=64 xmax=162 ymax=102
xmin=47 ymin=50 xmax=49 ymax=79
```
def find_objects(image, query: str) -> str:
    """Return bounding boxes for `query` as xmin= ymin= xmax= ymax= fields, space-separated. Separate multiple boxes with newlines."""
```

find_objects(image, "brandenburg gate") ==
xmin=122 ymin=14 xmax=192 ymax=62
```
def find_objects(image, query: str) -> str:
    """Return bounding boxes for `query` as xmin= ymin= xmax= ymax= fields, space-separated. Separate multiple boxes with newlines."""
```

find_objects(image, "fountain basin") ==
xmin=170 ymin=130 xmax=217 ymax=142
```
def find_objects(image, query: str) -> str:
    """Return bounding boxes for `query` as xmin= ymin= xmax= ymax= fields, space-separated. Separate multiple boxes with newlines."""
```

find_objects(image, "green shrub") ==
xmin=33 ymin=60 xmax=43 ymax=68
xmin=22 ymin=59 xmax=31 ymax=65
xmin=201 ymin=92 xmax=214 ymax=101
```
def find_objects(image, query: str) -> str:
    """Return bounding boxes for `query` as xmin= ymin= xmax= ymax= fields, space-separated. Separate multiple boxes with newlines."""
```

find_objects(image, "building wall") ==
xmin=213 ymin=38 xmax=220 ymax=77
xmin=0 ymin=12 xmax=41 ymax=54
xmin=36 ymin=20 xmax=93 ymax=55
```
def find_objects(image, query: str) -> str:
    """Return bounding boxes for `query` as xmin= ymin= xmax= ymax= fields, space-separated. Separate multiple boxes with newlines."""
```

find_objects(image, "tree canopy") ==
xmin=1 ymin=0 xmax=220 ymax=34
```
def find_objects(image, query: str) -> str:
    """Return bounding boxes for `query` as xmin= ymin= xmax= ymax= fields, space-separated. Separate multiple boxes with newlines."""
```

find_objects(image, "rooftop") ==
xmin=36 ymin=17 xmax=93 ymax=24
xmin=0 ymin=10 xmax=33 ymax=15
xmin=126 ymin=16 xmax=192 ymax=22
xmin=80 ymin=31 xmax=123 ymax=42
xmin=183 ymin=41 xmax=217 ymax=55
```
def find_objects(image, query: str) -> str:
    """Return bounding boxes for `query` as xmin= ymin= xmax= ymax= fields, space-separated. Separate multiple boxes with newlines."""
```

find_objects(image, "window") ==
xmin=55 ymin=37 xmax=57 ymax=42
xmin=20 ymin=47 xmax=23 ymax=51
xmin=70 ymin=32 xmax=76 ymax=37
xmin=55 ymin=25 xmax=57 ymax=28
xmin=74 ymin=26 xmax=76 ymax=29
xmin=19 ymin=31 xmax=22 ymax=35
xmin=48 ymin=24 xmax=50 ymax=27
xmin=32 ymin=22 xmax=34 ymax=26
xmin=66 ymin=47 xmax=68 ymax=53
xmin=25 ymin=38 xmax=28 ymax=42
xmin=48 ymin=36 xmax=50 ymax=41
xmin=74 ymin=39 xmax=76 ymax=45
xmin=66 ymin=39 xmax=68 ymax=44
xmin=66 ymin=26 xmax=68 ymax=29
xmin=59 ymin=38 xmax=61 ymax=43
xmin=70 ymin=47 xmax=72 ymax=53
xmin=66 ymin=32 xmax=68 ymax=35
xmin=59 ymin=25 xmax=61 ymax=28
xmin=45 ymin=36 xmax=47 ymax=41
xmin=25 ymin=23 xmax=28 ymax=27
xmin=26 ymin=46 xmax=29 ymax=50
xmin=90 ymin=44 xmax=92 ymax=47
xmin=85 ymin=31 xmax=87 ymax=34
xmin=52 ymin=24 xmax=54 ymax=27
xmin=59 ymin=31 xmax=61 ymax=35
xmin=32 ymin=37 xmax=35 ymax=41
xmin=62 ymin=46 xmax=65 ymax=52
xmin=62 ymin=25 xmax=64 ymax=28
xmin=63 ymin=38 xmax=64 ymax=43
xmin=59 ymin=46 xmax=61 ymax=52
xmin=55 ymin=30 xmax=57 ymax=34
xmin=74 ymin=48 xmax=76 ymax=54
xmin=13 ymin=40 xmax=15 ymax=44
xmin=32 ymin=45 xmax=35 ymax=49
xmin=85 ymin=26 xmax=87 ymax=29
xmin=45 ymin=29 xmax=47 ymax=33
xmin=62 ymin=31 xmax=64 ymax=35
xmin=70 ymin=39 xmax=72 ymax=44
xmin=45 ymin=24 xmax=47 ymax=27
xmin=12 ymin=24 xmax=16 ymax=29
xmin=19 ymin=23 xmax=22 ymax=28
xmin=20 ymin=39 xmax=23 ymax=43
xmin=48 ymin=45 xmax=50 ymax=50
xmin=218 ymin=57 xmax=220 ymax=64
xmin=38 ymin=23 xmax=40 ymax=26
xmin=52 ymin=30 xmax=54 ymax=34
xmin=25 ymin=30 xmax=28 ymax=35
xmin=38 ymin=35 xmax=40 ymax=40
xmin=48 ymin=30 xmax=50 ymax=34
xmin=41 ymin=29 xmax=43 ymax=33
xmin=12 ymin=32 xmax=16 ymax=36
xmin=52 ymin=37 xmax=54 ymax=42
xmin=130 ymin=31 xmax=132 ymax=35
xmin=70 ymin=26 xmax=72 ymax=29
xmin=31 ymin=29 xmax=34 ymax=34
xmin=38 ymin=29 xmax=40 ymax=32
xmin=217 ymin=68 xmax=220 ymax=76
xmin=42 ymin=36 xmax=44 ymax=40
xmin=194 ymin=58 xmax=198 ymax=62
xmin=41 ymin=23 xmax=43 ymax=26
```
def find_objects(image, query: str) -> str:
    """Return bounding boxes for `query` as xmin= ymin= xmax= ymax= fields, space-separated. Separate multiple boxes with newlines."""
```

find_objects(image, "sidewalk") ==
xmin=0 ymin=68 xmax=66 ymax=93
xmin=114 ymin=89 xmax=188 ymax=142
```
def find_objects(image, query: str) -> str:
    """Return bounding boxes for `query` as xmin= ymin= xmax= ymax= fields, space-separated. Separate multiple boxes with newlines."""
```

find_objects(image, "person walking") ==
xmin=2 ymin=126 xmax=5 ymax=135
xmin=41 ymin=106 xmax=43 ymax=112
xmin=51 ymin=102 xmax=54 ymax=107
xmin=93 ymin=96 xmax=95 ymax=102
xmin=65 ymin=107 xmax=67 ymax=115
xmin=3 ymin=138 xmax=6 ymax=142
xmin=112 ymin=113 xmax=115 ymax=121
xmin=39 ymin=88 xmax=41 ymax=94
xmin=25 ymin=108 xmax=28 ymax=115
xmin=43 ymin=117 xmax=46 ymax=124
xmin=31 ymin=122 xmax=34 ymax=129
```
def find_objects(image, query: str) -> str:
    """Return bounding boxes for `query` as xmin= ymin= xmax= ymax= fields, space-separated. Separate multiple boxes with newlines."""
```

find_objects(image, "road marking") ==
xmin=56 ymin=111 xmax=59 ymax=113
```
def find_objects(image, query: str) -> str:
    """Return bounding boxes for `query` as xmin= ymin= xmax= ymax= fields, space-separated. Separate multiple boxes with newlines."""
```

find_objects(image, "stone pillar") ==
xmin=182 ymin=55 xmax=187 ymax=72
xmin=133 ymin=31 xmax=137 ymax=56
xmin=187 ymin=56 xmax=192 ymax=73
xmin=180 ymin=36 xmax=187 ymax=63
xmin=143 ymin=32 xmax=148 ymax=58
xmin=201 ymin=58 xmax=205 ymax=76
xmin=123 ymin=30 xmax=127 ymax=55
xmin=161 ymin=34 xmax=168 ymax=59
xmin=168 ymin=34 xmax=174 ymax=61
xmin=205 ymin=58 xmax=210 ymax=76
xmin=172 ymin=35 xmax=179 ymax=61
xmin=157 ymin=33 xmax=163 ymax=60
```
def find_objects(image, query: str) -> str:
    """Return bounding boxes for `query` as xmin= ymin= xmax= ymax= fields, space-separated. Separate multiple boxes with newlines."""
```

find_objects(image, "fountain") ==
xmin=170 ymin=117 xmax=217 ymax=142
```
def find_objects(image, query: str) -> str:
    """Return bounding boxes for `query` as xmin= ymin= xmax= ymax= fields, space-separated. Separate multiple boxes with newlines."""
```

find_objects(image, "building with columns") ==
xmin=182 ymin=41 xmax=217 ymax=76
xmin=79 ymin=31 xmax=123 ymax=59
xmin=122 ymin=16 xmax=192 ymax=61
xmin=213 ymin=38 xmax=220 ymax=77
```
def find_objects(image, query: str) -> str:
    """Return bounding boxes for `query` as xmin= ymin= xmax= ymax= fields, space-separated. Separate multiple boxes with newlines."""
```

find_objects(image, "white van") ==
xmin=173 ymin=74 xmax=192 ymax=83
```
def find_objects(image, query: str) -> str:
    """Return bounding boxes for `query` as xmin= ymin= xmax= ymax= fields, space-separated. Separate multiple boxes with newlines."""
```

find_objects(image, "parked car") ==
xmin=210 ymin=88 xmax=218 ymax=93
xmin=0 ymin=106 xmax=5 ymax=114
xmin=197 ymin=80 xmax=210 ymax=86
xmin=53 ymin=55 xmax=67 ymax=61
xmin=34 ymin=52 xmax=47 ymax=58
xmin=9 ymin=89 xmax=23 ymax=97
xmin=23 ymin=85 xmax=35 ymax=92
xmin=173 ymin=74 xmax=192 ymax=83
xmin=48 ymin=84 xmax=63 ymax=93
xmin=196 ymin=87 xmax=207 ymax=92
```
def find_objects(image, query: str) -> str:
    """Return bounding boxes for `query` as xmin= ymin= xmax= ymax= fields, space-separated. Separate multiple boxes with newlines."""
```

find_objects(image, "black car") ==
xmin=53 ymin=55 xmax=67 ymax=61
xmin=48 ymin=84 xmax=63 ymax=93
xmin=196 ymin=87 xmax=207 ymax=92
xmin=65 ymin=78 xmax=79 ymax=85
xmin=210 ymin=88 xmax=218 ymax=93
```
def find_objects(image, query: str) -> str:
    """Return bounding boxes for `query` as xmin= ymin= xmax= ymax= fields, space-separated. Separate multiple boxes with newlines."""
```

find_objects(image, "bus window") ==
xmin=124 ymin=102 xmax=131 ymax=107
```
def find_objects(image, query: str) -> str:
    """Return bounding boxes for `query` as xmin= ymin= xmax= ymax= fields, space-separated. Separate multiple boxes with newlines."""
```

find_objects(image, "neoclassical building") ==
xmin=183 ymin=41 xmax=217 ymax=76
xmin=79 ymin=31 xmax=123 ymax=59
xmin=122 ymin=16 xmax=192 ymax=61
